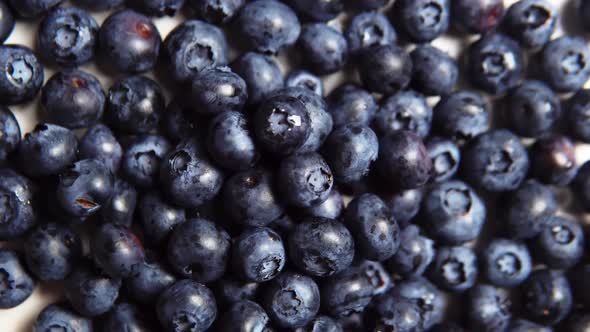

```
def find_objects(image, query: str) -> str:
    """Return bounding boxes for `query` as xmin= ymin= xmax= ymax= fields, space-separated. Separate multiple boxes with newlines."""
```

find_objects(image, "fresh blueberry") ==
xmin=374 ymin=90 xmax=432 ymax=138
xmin=0 ymin=106 xmax=20 ymax=162
xmin=8 ymin=0 xmax=61 ymax=18
xmin=127 ymin=0 xmax=185 ymax=17
xmin=232 ymin=52 xmax=283 ymax=105
xmin=328 ymin=83 xmax=377 ymax=128
xmin=541 ymin=36 xmax=590 ymax=92
xmin=573 ymin=161 xmax=590 ymax=211
xmin=263 ymin=271 xmax=320 ymax=328
xmin=235 ymin=0 xmax=301 ymax=54
xmin=0 ymin=169 xmax=36 ymax=239
xmin=433 ymin=90 xmax=491 ymax=144
xmin=483 ymin=238 xmax=532 ymax=288
xmin=103 ymin=302 xmax=154 ymax=332
xmin=126 ymin=252 xmax=177 ymax=305
xmin=530 ymin=135 xmax=578 ymax=186
xmin=508 ymin=319 xmax=553 ymax=332
xmin=219 ymin=300 xmax=270 ymax=331
xmin=278 ymin=152 xmax=334 ymax=207
xmin=190 ymin=66 xmax=248 ymax=116
xmin=207 ymin=112 xmax=257 ymax=171
xmin=0 ymin=250 xmax=34 ymax=308
xmin=298 ymin=23 xmax=348 ymax=75
xmin=99 ymin=9 xmax=161 ymax=73
xmin=214 ymin=278 xmax=260 ymax=306
xmin=452 ymin=0 xmax=504 ymax=34
xmin=37 ymin=7 xmax=99 ymax=67
xmin=0 ymin=45 xmax=44 ymax=105
xmin=346 ymin=11 xmax=397 ymax=55
xmin=80 ymin=127 xmax=120 ymax=177
xmin=232 ymin=227 xmax=285 ymax=282
xmin=161 ymin=99 xmax=200 ymax=143
xmin=106 ymin=75 xmax=166 ymax=134
xmin=381 ymin=188 xmax=424 ymax=227
xmin=462 ymin=129 xmax=529 ymax=192
xmin=357 ymin=44 xmax=412 ymax=95
xmin=504 ymin=180 xmax=557 ymax=239
xmin=122 ymin=135 xmax=171 ymax=189
xmin=357 ymin=260 xmax=393 ymax=296
xmin=64 ymin=261 xmax=121 ymax=317
xmin=371 ymin=293 xmax=423 ymax=331
xmin=0 ymin=1 xmax=14 ymax=43
xmin=468 ymin=284 xmax=512 ymax=332
xmin=426 ymin=137 xmax=461 ymax=183
xmin=535 ymin=216 xmax=584 ymax=269
xmin=522 ymin=269 xmax=572 ymax=326
xmin=504 ymin=0 xmax=557 ymax=50
xmin=138 ymin=190 xmax=185 ymax=245
xmin=41 ymin=69 xmax=105 ymax=129
xmin=92 ymin=223 xmax=144 ymax=278
xmin=18 ymin=123 xmax=78 ymax=178
xmin=392 ymin=0 xmax=450 ymax=42
xmin=157 ymin=280 xmax=217 ymax=332
xmin=188 ymin=0 xmax=245 ymax=23
xmin=295 ymin=315 xmax=342 ymax=332
xmin=387 ymin=225 xmax=435 ymax=277
xmin=33 ymin=304 xmax=92 ymax=332
xmin=410 ymin=45 xmax=458 ymax=96
xmin=347 ymin=0 xmax=388 ymax=10
xmin=304 ymin=188 xmax=344 ymax=219
xmin=74 ymin=0 xmax=124 ymax=11
xmin=580 ymin=0 xmax=590 ymax=32
xmin=285 ymin=0 xmax=342 ymax=22
xmin=567 ymin=89 xmax=590 ymax=143
xmin=286 ymin=70 xmax=323 ymax=96
xmin=391 ymin=277 xmax=445 ymax=330
xmin=100 ymin=179 xmax=137 ymax=227
xmin=428 ymin=246 xmax=477 ymax=293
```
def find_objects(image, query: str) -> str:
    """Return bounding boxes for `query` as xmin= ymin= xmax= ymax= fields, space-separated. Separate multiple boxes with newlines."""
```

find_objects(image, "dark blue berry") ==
xmin=232 ymin=227 xmax=285 ymax=282
xmin=157 ymin=280 xmax=217 ymax=332
xmin=138 ymin=190 xmax=185 ymax=245
xmin=92 ymin=223 xmax=144 ymax=278
xmin=328 ymin=83 xmax=377 ymax=128
xmin=64 ymin=262 xmax=121 ymax=317
xmin=567 ymin=89 xmax=590 ymax=142
xmin=346 ymin=11 xmax=396 ymax=55
xmin=127 ymin=0 xmax=185 ymax=17
xmin=504 ymin=0 xmax=557 ymax=49
xmin=8 ymin=0 xmax=61 ymax=18
xmin=103 ymin=302 xmax=154 ymax=332
xmin=429 ymin=246 xmax=477 ymax=293
xmin=0 ymin=106 xmax=20 ymax=162
xmin=573 ymin=161 xmax=590 ymax=211
xmin=391 ymin=277 xmax=445 ymax=330
xmin=0 ymin=45 xmax=44 ymax=105
xmin=79 ymin=124 xmax=122 ymax=174
xmin=74 ymin=0 xmax=124 ymax=11
xmin=434 ymin=90 xmax=490 ymax=144
xmin=285 ymin=0 xmax=342 ymax=22
xmin=523 ymin=269 xmax=572 ymax=326
xmin=509 ymin=319 xmax=553 ymax=332
xmin=426 ymin=137 xmax=461 ymax=183
xmin=504 ymin=180 xmax=557 ymax=239
xmin=530 ymin=135 xmax=578 ymax=186
xmin=0 ymin=168 xmax=36 ymax=239
xmin=358 ymin=44 xmax=412 ymax=95
xmin=298 ymin=23 xmax=348 ymax=75
xmin=219 ymin=300 xmax=270 ymax=331
xmin=278 ymin=152 xmax=334 ymax=207
xmin=263 ymin=272 xmax=320 ymax=328
xmin=207 ymin=111 xmax=258 ymax=171
xmin=304 ymin=188 xmax=344 ymax=219
xmin=161 ymin=99 xmax=200 ymax=143
xmin=393 ymin=0 xmax=450 ymax=42
xmin=381 ymin=188 xmax=423 ymax=227
xmin=535 ymin=216 xmax=584 ymax=269
xmin=374 ymin=90 xmax=432 ymax=138
xmin=541 ymin=36 xmax=590 ymax=92
xmin=122 ymin=135 xmax=171 ymax=189
xmin=452 ymin=0 xmax=504 ymax=34
xmin=0 ymin=250 xmax=34 ymax=308
xmin=388 ymin=225 xmax=435 ymax=277
xmin=411 ymin=44 xmax=457 ymax=96
xmin=214 ymin=278 xmax=260 ymax=306
xmin=286 ymin=70 xmax=323 ymax=96
xmin=188 ymin=0 xmax=245 ymax=23
xmin=190 ymin=66 xmax=248 ymax=116
xmin=233 ymin=52 xmax=283 ymax=105
xmin=100 ymin=179 xmax=136 ymax=227
xmin=0 ymin=1 xmax=14 ymax=43
xmin=296 ymin=315 xmax=342 ymax=332
xmin=483 ymin=238 xmax=532 ymax=288
xmin=126 ymin=252 xmax=177 ymax=305
xmin=33 ymin=304 xmax=92 ymax=332
xmin=468 ymin=284 xmax=512 ymax=332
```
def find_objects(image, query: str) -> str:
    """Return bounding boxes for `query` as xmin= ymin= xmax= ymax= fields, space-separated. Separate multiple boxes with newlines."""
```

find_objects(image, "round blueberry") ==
xmin=101 ymin=179 xmax=137 ymax=228
xmin=580 ymin=0 xmax=590 ymax=32
xmin=0 ymin=169 xmax=36 ymax=240
xmin=0 ymin=250 xmax=34 ymax=308
xmin=157 ymin=280 xmax=217 ymax=332
xmin=278 ymin=152 xmax=334 ymax=208
xmin=0 ymin=45 xmax=44 ymax=105
xmin=122 ymin=135 xmax=171 ymax=189
xmin=286 ymin=70 xmax=323 ymax=96
xmin=232 ymin=52 xmax=283 ymax=105
xmin=103 ymin=302 xmax=154 ymax=332
xmin=92 ymin=223 xmax=145 ymax=278
xmin=567 ymin=89 xmax=590 ymax=143
xmin=64 ymin=262 xmax=121 ymax=317
xmin=530 ymin=135 xmax=578 ymax=187
xmin=126 ymin=252 xmax=177 ymax=305
xmin=411 ymin=45 xmax=458 ymax=96
xmin=535 ymin=216 xmax=584 ymax=269
xmin=328 ymin=83 xmax=377 ymax=128
xmin=573 ymin=161 xmax=590 ymax=212
xmin=346 ymin=11 xmax=397 ymax=55
xmin=0 ymin=1 xmax=14 ymax=43
xmin=232 ymin=227 xmax=285 ymax=282
xmin=468 ymin=284 xmax=512 ymax=331
xmin=298 ymin=23 xmax=348 ymax=75
xmin=8 ymin=0 xmax=61 ymax=18
xmin=504 ymin=0 xmax=557 ymax=50
xmin=483 ymin=238 xmax=532 ymax=288
xmin=127 ymin=0 xmax=185 ymax=17
xmin=33 ymin=304 xmax=92 ymax=332
xmin=426 ymin=137 xmax=461 ymax=183
xmin=304 ymin=188 xmax=344 ymax=219
xmin=188 ymin=0 xmax=245 ymax=23
xmin=372 ymin=294 xmax=423 ymax=331
xmin=79 ymin=124 xmax=122 ymax=174
xmin=523 ymin=269 xmax=572 ymax=326
xmin=0 ymin=106 xmax=20 ymax=163
xmin=434 ymin=90 xmax=491 ymax=144
xmin=374 ymin=90 xmax=432 ymax=138
xmin=504 ymin=180 xmax=557 ymax=239
xmin=285 ymin=0 xmax=342 ymax=22
xmin=381 ymin=188 xmax=424 ymax=227
xmin=358 ymin=44 xmax=412 ymax=95
xmin=74 ymin=0 xmax=124 ymax=11
xmin=190 ymin=66 xmax=247 ymax=116
xmin=541 ymin=36 xmax=590 ymax=92
xmin=429 ymin=246 xmax=477 ymax=293
xmin=321 ymin=265 xmax=381 ymax=317
xmin=161 ymin=99 xmax=200 ymax=143
xmin=296 ymin=315 xmax=342 ymax=332
xmin=207 ymin=111 xmax=258 ymax=171
xmin=138 ymin=190 xmax=185 ymax=245
xmin=263 ymin=272 xmax=320 ymax=328
xmin=392 ymin=277 xmax=445 ymax=330
xmin=219 ymin=300 xmax=270 ymax=331
xmin=388 ymin=225 xmax=435 ymax=277
xmin=393 ymin=0 xmax=450 ymax=42
xmin=214 ymin=278 xmax=260 ymax=306
xmin=452 ymin=0 xmax=505 ymax=34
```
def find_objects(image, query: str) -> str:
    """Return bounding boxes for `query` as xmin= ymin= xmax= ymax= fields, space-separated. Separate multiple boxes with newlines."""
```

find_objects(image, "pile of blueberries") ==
xmin=4 ymin=0 xmax=590 ymax=330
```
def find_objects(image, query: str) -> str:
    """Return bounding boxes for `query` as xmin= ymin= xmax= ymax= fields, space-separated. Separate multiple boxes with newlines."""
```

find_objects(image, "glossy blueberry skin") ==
xmin=163 ymin=20 xmax=228 ymax=83
xmin=8 ymin=0 xmax=61 ymax=18
xmin=372 ymin=293 xmax=424 ymax=331
xmin=263 ymin=272 xmax=320 ymax=328
xmin=393 ymin=0 xmax=450 ymax=43
xmin=429 ymin=246 xmax=477 ymax=293
xmin=188 ymin=0 xmax=245 ymax=23
xmin=377 ymin=131 xmax=432 ymax=190
xmin=190 ymin=66 xmax=248 ymax=116
xmin=542 ymin=37 xmax=590 ymax=92
xmin=167 ymin=218 xmax=230 ymax=283
xmin=573 ymin=161 xmax=590 ymax=211
xmin=126 ymin=253 xmax=176 ymax=305
xmin=462 ymin=129 xmax=529 ymax=192
xmin=122 ymin=135 xmax=171 ymax=189
xmin=219 ymin=300 xmax=270 ymax=332
xmin=468 ymin=284 xmax=512 ymax=332
xmin=346 ymin=12 xmax=396 ymax=55
xmin=207 ymin=112 xmax=257 ymax=171
xmin=530 ymin=135 xmax=578 ymax=186
xmin=392 ymin=277 xmax=445 ymax=330
xmin=42 ymin=70 xmax=105 ymax=129
xmin=138 ymin=190 xmax=185 ymax=245
xmin=483 ymin=238 xmax=532 ymax=288
xmin=235 ymin=0 xmax=301 ymax=54
xmin=92 ymin=223 xmax=144 ymax=278
xmin=37 ymin=7 xmax=99 ymax=67
xmin=388 ymin=226 xmax=435 ymax=277
xmin=215 ymin=278 xmax=260 ymax=306
xmin=375 ymin=90 xmax=432 ymax=138
xmin=233 ymin=227 xmax=285 ymax=282
xmin=382 ymin=188 xmax=423 ymax=227
xmin=322 ymin=125 xmax=378 ymax=184
xmin=106 ymin=76 xmax=165 ymax=134
xmin=426 ymin=137 xmax=461 ymax=183
xmin=79 ymin=124 xmax=122 ymax=174
xmin=434 ymin=90 xmax=491 ymax=144
xmin=18 ymin=124 xmax=78 ymax=177
xmin=505 ymin=180 xmax=557 ymax=239
xmin=24 ymin=223 xmax=81 ymax=281
xmin=74 ymin=0 xmax=123 ymax=11
xmin=298 ymin=23 xmax=347 ymax=75
xmin=64 ymin=262 xmax=121 ymax=317
xmin=128 ymin=0 xmax=184 ymax=17
xmin=157 ymin=280 xmax=217 ymax=332
xmin=296 ymin=315 xmax=342 ymax=332
xmin=321 ymin=266 xmax=378 ymax=317
xmin=285 ymin=0 xmax=342 ymax=22
xmin=568 ymin=89 xmax=590 ymax=142
xmin=304 ymin=188 xmax=343 ymax=219
xmin=232 ymin=52 xmax=283 ymax=105
xmin=523 ymin=269 xmax=572 ymax=326
xmin=33 ymin=304 xmax=92 ymax=332
xmin=101 ymin=179 xmax=136 ymax=225
xmin=452 ymin=0 xmax=504 ymax=34
xmin=278 ymin=152 xmax=334 ymax=208
xmin=0 ymin=106 xmax=20 ymax=162
xmin=286 ymin=70 xmax=323 ymax=96
xmin=0 ymin=1 xmax=14 ymax=43
xmin=509 ymin=319 xmax=553 ymax=332
xmin=161 ymin=99 xmax=200 ymax=143
xmin=535 ymin=216 xmax=584 ymax=269
xmin=504 ymin=0 xmax=557 ymax=50
xmin=99 ymin=9 xmax=161 ymax=73
xmin=466 ymin=33 xmax=524 ymax=94
xmin=328 ymin=83 xmax=377 ymax=128
xmin=358 ymin=44 xmax=412 ymax=95
xmin=0 ymin=250 xmax=34 ymax=308
xmin=411 ymin=45 xmax=457 ymax=96
xmin=0 ymin=169 xmax=36 ymax=240
xmin=344 ymin=194 xmax=400 ymax=261
xmin=0 ymin=45 xmax=44 ymax=105
xmin=103 ymin=302 xmax=154 ymax=332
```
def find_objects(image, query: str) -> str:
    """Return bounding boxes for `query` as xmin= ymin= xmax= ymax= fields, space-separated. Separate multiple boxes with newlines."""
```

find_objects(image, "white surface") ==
xmin=0 ymin=0 xmax=587 ymax=331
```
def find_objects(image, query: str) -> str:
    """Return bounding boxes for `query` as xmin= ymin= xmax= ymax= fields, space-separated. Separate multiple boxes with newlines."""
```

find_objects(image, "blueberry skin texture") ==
xmin=18 ymin=124 xmax=78 ymax=178
xmin=295 ymin=315 xmax=343 ymax=332
xmin=372 ymin=294 xmax=423 ymax=331
xmin=358 ymin=44 xmax=413 ymax=95
xmin=392 ymin=277 xmax=445 ymax=330
xmin=541 ymin=37 xmax=590 ymax=92
xmin=207 ymin=112 xmax=258 ymax=171
xmin=535 ymin=216 xmax=585 ymax=269
xmin=161 ymin=99 xmax=200 ymax=143
xmin=346 ymin=12 xmax=397 ymax=55
xmin=328 ymin=83 xmax=377 ymax=128
xmin=190 ymin=66 xmax=248 ymax=116
xmin=262 ymin=272 xmax=320 ymax=328
xmin=278 ymin=152 xmax=334 ymax=208
xmin=393 ymin=0 xmax=450 ymax=43
xmin=504 ymin=0 xmax=557 ymax=50
xmin=468 ymin=284 xmax=512 ymax=332
xmin=0 ymin=169 xmax=36 ymax=239
xmin=103 ymin=302 xmax=154 ymax=332
xmin=376 ymin=131 xmax=432 ymax=190
xmin=233 ymin=52 xmax=283 ymax=105
xmin=466 ymin=33 xmax=525 ymax=94
xmin=157 ymin=280 xmax=217 ymax=332
xmin=508 ymin=319 xmax=553 ymax=332
xmin=219 ymin=300 xmax=270 ymax=332
xmin=452 ymin=0 xmax=504 ymax=34
xmin=8 ymin=0 xmax=61 ymax=18
xmin=99 ymin=9 xmax=161 ymax=73
xmin=305 ymin=188 xmax=344 ymax=219
xmin=298 ymin=23 xmax=348 ymax=75
xmin=42 ymin=69 xmax=105 ymax=129
xmin=24 ymin=223 xmax=81 ymax=281
xmin=163 ymin=20 xmax=228 ymax=83
xmin=483 ymin=238 xmax=532 ymax=288
xmin=33 ymin=304 xmax=92 ymax=332
xmin=101 ymin=179 xmax=136 ymax=226
xmin=568 ymin=89 xmax=590 ymax=142
xmin=0 ymin=106 xmax=20 ymax=162
xmin=37 ymin=7 xmax=99 ymax=67
xmin=235 ymin=0 xmax=301 ymax=54
xmin=0 ymin=1 xmax=14 ymax=43
xmin=138 ymin=190 xmax=185 ymax=245
xmin=233 ymin=227 xmax=285 ymax=282
xmin=320 ymin=265 xmax=379 ymax=317
xmin=74 ymin=0 xmax=124 ymax=11
xmin=223 ymin=168 xmax=283 ymax=227
xmin=92 ymin=223 xmax=145 ymax=278
xmin=382 ymin=188 xmax=423 ymax=227
xmin=0 ymin=45 xmax=44 ymax=105
xmin=188 ymin=0 xmax=245 ymax=23
xmin=160 ymin=138 xmax=224 ymax=209
xmin=504 ymin=80 xmax=561 ymax=138
xmin=285 ymin=0 xmax=342 ymax=22
xmin=433 ymin=90 xmax=491 ymax=144
xmin=504 ymin=180 xmax=557 ymax=239
xmin=79 ymin=125 xmax=121 ymax=175
xmin=0 ymin=250 xmax=34 ymax=308
xmin=122 ymin=135 xmax=171 ymax=189
xmin=286 ymin=70 xmax=323 ymax=96
xmin=167 ymin=218 xmax=230 ymax=283
xmin=462 ymin=129 xmax=529 ymax=192
xmin=429 ymin=246 xmax=477 ymax=293
xmin=64 ymin=263 xmax=122 ymax=317
xmin=374 ymin=90 xmax=433 ymax=139
xmin=343 ymin=194 xmax=400 ymax=262
xmin=127 ymin=0 xmax=185 ymax=17
xmin=530 ymin=135 xmax=578 ymax=187
xmin=573 ymin=161 xmax=590 ymax=211
xmin=126 ymin=253 xmax=176 ymax=305
xmin=426 ymin=137 xmax=461 ymax=183
xmin=106 ymin=76 xmax=166 ymax=135
xmin=387 ymin=227 xmax=434 ymax=277
xmin=214 ymin=278 xmax=260 ymax=306
xmin=411 ymin=45 xmax=458 ymax=96
xmin=523 ymin=269 xmax=572 ymax=326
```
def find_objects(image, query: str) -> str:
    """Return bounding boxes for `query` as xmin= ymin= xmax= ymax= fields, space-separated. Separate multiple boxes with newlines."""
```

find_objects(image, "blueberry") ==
xmin=428 ymin=246 xmax=477 ymax=292
xmin=232 ymin=227 xmax=285 ymax=283
xmin=377 ymin=131 xmax=432 ymax=190
xmin=232 ymin=52 xmax=284 ymax=105
xmin=422 ymin=180 xmax=486 ymax=244
xmin=452 ymin=0 xmax=504 ymax=34
xmin=286 ymin=70 xmax=323 ymax=96
xmin=33 ymin=304 xmax=92 ymax=332
xmin=122 ymin=135 xmax=171 ymax=189
xmin=214 ymin=278 xmax=260 ymax=306
xmin=388 ymin=225 xmax=435 ymax=277
xmin=0 ymin=1 xmax=14 ymax=43
xmin=99 ymin=9 xmax=161 ymax=73
xmin=381 ymin=189 xmax=423 ymax=227
xmin=503 ymin=0 xmax=557 ymax=50
xmin=466 ymin=33 xmax=525 ymax=94
xmin=161 ymin=99 xmax=200 ymax=143
xmin=0 ymin=106 xmax=20 ymax=162
xmin=219 ymin=300 xmax=270 ymax=331
xmin=64 ymin=262 xmax=121 ymax=317
xmin=0 ymin=45 xmax=44 ymax=105
xmin=160 ymin=138 xmax=224 ymax=209
xmin=79 ymin=124 xmax=122 ymax=174
xmin=208 ymin=114 xmax=258 ymax=171
xmin=541 ymin=36 xmax=590 ymax=92
xmin=289 ymin=217 xmax=354 ymax=277
xmin=103 ymin=302 xmax=154 ymax=332
xmin=0 ymin=168 xmax=36 ymax=239
xmin=535 ymin=216 xmax=584 ymax=269
xmin=41 ymin=69 xmax=105 ymax=129
xmin=573 ymin=161 xmax=590 ymax=211
xmin=347 ymin=0 xmax=389 ymax=10
xmin=434 ymin=90 xmax=491 ymax=144
xmin=468 ymin=284 xmax=512 ymax=332
xmin=523 ymin=269 xmax=572 ymax=326
xmin=278 ymin=152 xmax=334 ymax=207
xmin=504 ymin=180 xmax=557 ymax=239
xmin=298 ymin=23 xmax=348 ymax=75
xmin=392 ymin=0 xmax=450 ymax=42
xmin=372 ymin=294 xmax=423 ymax=331
xmin=163 ymin=20 xmax=228 ymax=83
xmin=127 ymin=0 xmax=185 ymax=17
xmin=304 ymin=188 xmax=344 ymax=219
xmin=504 ymin=80 xmax=561 ymax=138
xmin=295 ymin=315 xmax=343 ymax=332
xmin=530 ymin=135 xmax=578 ymax=186
xmin=357 ymin=260 xmax=393 ymax=295
xmin=8 ymin=0 xmax=61 ymax=18
xmin=346 ymin=11 xmax=397 ymax=55
xmin=357 ymin=44 xmax=412 ymax=95
xmin=126 ymin=252 xmax=177 ymax=305
xmin=426 ymin=137 xmax=461 ymax=183
xmin=263 ymin=271 xmax=320 ymax=328
xmin=391 ymin=277 xmax=445 ymax=330
xmin=157 ymin=280 xmax=217 ymax=332
xmin=567 ymin=89 xmax=590 ymax=143
xmin=24 ymin=223 xmax=81 ymax=281
xmin=328 ymin=83 xmax=377 ymax=128
xmin=0 ymin=250 xmax=34 ymax=308
xmin=285 ymin=0 xmax=343 ymax=22
xmin=411 ymin=44 xmax=458 ymax=96
xmin=106 ymin=76 xmax=166 ymax=134
xmin=37 ymin=7 xmax=99 ymax=67
xmin=580 ymin=0 xmax=590 ymax=32
xmin=483 ymin=238 xmax=532 ymax=288
xmin=167 ymin=218 xmax=230 ymax=283
xmin=138 ymin=190 xmax=185 ymax=245
xmin=74 ymin=0 xmax=124 ymax=11
xmin=235 ymin=0 xmax=301 ymax=54
xmin=374 ymin=90 xmax=433 ymax=138
xmin=508 ymin=319 xmax=553 ymax=332
xmin=92 ymin=223 xmax=144 ymax=278
xmin=462 ymin=129 xmax=529 ymax=192
xmin=18 ymin=124 xmax=78 ymax=177
xmin=190 ymin=66 xmax=248 ymax=116
xmin=188 ymin=0 xmax=245 ymax=23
